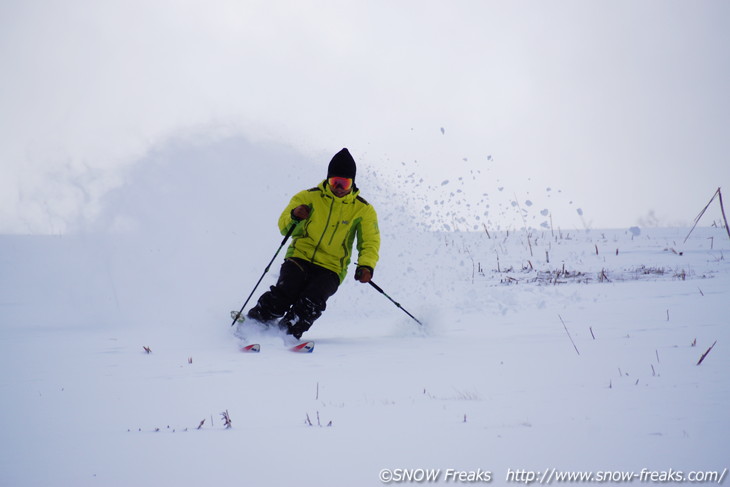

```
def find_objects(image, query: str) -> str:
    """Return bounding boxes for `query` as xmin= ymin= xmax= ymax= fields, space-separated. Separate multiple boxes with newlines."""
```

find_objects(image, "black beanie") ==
xmin=327 ymin=148 xmax=356 ymax=180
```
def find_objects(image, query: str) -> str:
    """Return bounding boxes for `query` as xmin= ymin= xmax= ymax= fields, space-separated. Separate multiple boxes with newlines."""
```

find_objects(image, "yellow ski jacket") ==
xmin=278 ymin=180 xmax=380 ymax=282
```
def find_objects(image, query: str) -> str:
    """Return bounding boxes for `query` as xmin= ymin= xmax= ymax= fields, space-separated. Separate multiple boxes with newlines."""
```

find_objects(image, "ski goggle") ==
xmin=328 ymin=177 xmax=353 ymax=191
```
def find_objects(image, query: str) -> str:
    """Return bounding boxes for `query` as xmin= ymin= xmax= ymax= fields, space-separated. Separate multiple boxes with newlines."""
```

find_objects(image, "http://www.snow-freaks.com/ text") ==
xmin=378 ymin=467 xmax=728 ymax=484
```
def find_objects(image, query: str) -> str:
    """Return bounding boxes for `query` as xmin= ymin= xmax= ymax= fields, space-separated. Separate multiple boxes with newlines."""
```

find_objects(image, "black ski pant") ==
xmin=247 ymin=258 xmax=340 ymax=337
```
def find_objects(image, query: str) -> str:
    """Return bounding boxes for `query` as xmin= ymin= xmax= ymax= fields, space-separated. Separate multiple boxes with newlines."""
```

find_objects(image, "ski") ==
xmin=290 ymin=341 xmax=315 ymax=353
xmin=232 ymin=311 xmax=314 ymax=353
xmin=238 ymin=341 xmax=315 ymax=353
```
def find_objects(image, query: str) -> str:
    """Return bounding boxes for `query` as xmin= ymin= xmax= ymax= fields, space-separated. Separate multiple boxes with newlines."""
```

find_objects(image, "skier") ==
xmin=245 ymin=148 xmax=380 ymax=340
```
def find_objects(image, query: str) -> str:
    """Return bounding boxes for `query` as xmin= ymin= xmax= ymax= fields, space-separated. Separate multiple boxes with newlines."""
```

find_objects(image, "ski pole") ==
xmin=230 ymin=223 xmax=297 ymax=327
xmin=368 ymin=280 xmax=423 ymax=326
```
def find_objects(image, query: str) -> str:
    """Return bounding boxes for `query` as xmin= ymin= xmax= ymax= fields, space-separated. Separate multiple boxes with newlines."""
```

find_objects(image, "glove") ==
xmin=354 ymin=266 xmax=373 ymax=283
xmin=291 ymin=205 xmax=310 ymax=221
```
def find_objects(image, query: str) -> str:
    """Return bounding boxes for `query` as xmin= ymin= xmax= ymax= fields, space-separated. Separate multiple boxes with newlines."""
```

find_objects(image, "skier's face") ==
xmin=328 ymin=177 xmax=353 ymax=198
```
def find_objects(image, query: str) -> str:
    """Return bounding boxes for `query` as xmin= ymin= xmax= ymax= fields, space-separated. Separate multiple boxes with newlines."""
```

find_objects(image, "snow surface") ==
xmin=1 ymin=148 xmax=728 ymax=486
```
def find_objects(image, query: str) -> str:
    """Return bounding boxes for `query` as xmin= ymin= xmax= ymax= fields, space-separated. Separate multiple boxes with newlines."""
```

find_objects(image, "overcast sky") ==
xmin=2 ymin=0 xmax=729 ymax=233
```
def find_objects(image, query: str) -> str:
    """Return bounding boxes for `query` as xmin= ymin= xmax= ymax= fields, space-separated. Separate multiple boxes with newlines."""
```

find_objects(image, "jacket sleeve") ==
xmin=356 ymin=204 xmax=380 ymax=270
xmin=278 ymin=190 xmax=311 ymax=235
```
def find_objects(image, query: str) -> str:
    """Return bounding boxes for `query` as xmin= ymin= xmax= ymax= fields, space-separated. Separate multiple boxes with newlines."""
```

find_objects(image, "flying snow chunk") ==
xmin=540 ymin=209 xmax=549 ymax=216
xmin=440 ymin=127 xmax=445 ymax=135
xmin=441 ymin=180 xmax=449 ymax=186
xmin=629 ymin=226 xmax=641 ymax=236
xmin=525 ymin=200 xmax=533 ymax=207
xmin=576 ymin=208 xmax=584 ymax=216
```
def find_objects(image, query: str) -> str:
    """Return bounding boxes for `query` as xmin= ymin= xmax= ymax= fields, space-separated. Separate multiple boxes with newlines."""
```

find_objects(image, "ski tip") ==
xmin=240 ymin=343 xmax=261 ymax=353
xmin=290 ymin=341 xmax=315 ymax=353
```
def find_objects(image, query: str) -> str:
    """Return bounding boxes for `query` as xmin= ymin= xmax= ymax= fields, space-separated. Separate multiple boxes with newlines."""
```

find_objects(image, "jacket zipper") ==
xmin=328 ymin=218 xmax=341 ymax=245
xmin=310 ymin=195 xmax=335 ymax=263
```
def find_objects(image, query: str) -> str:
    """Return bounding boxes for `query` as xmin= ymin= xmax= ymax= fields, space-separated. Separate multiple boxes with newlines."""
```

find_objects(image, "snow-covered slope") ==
xmin=1 ymin=139 xmax=728 ymax=486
